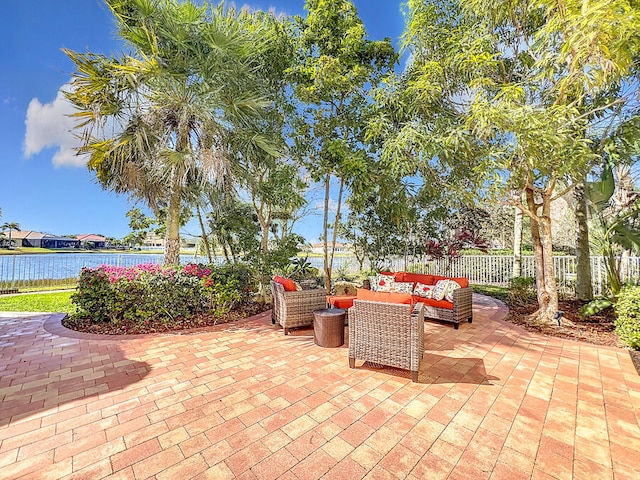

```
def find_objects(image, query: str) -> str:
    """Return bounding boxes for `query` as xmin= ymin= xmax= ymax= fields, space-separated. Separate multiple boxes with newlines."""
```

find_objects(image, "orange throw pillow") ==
xmin=273 ymin=275 xmax=297 ymax=292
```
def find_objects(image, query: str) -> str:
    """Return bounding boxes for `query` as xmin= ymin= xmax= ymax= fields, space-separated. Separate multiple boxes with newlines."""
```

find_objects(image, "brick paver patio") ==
xmin=1 ymin=294 xmax=639 ymax=479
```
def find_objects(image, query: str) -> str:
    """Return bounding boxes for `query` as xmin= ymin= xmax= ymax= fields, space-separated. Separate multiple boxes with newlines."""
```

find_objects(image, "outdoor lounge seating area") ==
xmin=1 ymin=297 xmax=639 ymax=479
xmin=327 ymin=271 xmax=474 ymax=329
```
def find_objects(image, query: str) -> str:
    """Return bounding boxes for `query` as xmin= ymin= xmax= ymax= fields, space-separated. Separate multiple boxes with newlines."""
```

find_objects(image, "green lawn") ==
xmin=471 ymin=284 xmax=509 ymax=302
xmin=0 ymin=291 xmax=76 ymax=314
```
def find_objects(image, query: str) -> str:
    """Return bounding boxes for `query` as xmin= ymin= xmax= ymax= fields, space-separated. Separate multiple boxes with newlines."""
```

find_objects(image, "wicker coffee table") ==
xmin=313 ymin=308 xmax=346 ymax=347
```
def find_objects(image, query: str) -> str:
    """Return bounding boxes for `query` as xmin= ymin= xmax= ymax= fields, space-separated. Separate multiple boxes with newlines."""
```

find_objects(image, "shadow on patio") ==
xmin=0 ymin=313 xmax=151 ymax=428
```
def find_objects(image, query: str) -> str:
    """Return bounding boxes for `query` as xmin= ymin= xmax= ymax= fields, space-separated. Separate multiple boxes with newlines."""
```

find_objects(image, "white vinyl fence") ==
xmin=1 ymin=253 xmax=639 ymax=296
xmin=373 ymin=255 xmax=640 ymax=297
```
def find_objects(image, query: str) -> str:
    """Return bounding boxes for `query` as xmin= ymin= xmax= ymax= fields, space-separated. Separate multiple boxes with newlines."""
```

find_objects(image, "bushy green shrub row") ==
xmin=615 ymin=286 xmax=640 ymax=350
xmin=71 ymin=263 xmax=253 ymax=325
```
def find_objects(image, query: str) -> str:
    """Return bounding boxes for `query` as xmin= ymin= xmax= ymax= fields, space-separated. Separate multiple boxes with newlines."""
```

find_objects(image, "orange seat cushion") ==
xmin=413 ymin=296 xmax=454 ymax=310
xmin=327 ymin=295 xmax=356 ymax=309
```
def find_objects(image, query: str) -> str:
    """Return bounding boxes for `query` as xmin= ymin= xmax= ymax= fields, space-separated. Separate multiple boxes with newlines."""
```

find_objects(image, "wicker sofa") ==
xmin=370 ymin=272 xmax=473 ymax=329
xmin=348 ymin=298 xmax=425 ymax=382
xmin=270 ymin=280 xmax=327 ymax=335
xmin=331 ymin=272 xmax=473 ymax=329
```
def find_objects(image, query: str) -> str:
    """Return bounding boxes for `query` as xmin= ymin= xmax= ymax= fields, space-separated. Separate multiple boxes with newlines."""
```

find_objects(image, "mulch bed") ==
xmin=505 ymin=298 xmax=622 ymax=347
xmin=62 ymin=302 xmax=271 ymax=335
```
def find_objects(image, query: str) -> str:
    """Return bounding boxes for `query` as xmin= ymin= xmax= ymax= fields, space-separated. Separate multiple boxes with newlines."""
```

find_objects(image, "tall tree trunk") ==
xmin=252 ymin=195 xmax=271 ymax=253
xmin=261 ymin=224 xmax=270 ymax=252
xmin=328 ymin=176 xmax=345 ymax=288
xmin=164 ymin=167 xmax=183 ymax=266
xmin=196 ymin=206 xmax=213 ymax=263
xmin=574 ymin=183 xmax=593 ymax=301
xmin=526 ymin=186 xmax=559 ymax=324
xmin=513 ymin=204 xmax=523 ymax=278
xmin=323 ymin=172 xmax=332 ymax=290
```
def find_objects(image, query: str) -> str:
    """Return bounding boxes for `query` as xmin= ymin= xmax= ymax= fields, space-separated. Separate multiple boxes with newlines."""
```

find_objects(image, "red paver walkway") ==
xmin=1 ymin=295 xmax=639 ymax=479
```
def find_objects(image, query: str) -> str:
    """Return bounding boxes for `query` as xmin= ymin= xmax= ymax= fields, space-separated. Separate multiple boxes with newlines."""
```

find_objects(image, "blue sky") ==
xmin=0 ymin=0 xmax=405 ymax=241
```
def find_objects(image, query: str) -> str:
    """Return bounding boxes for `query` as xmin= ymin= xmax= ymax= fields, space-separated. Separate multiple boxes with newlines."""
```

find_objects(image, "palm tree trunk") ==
xmin=164 ymin=167 xmax=183 ymax=266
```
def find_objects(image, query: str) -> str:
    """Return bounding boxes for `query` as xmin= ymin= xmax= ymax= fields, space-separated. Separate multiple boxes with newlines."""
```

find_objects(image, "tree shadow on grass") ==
xmin=0 ymin=313 xmax=151 ymax=427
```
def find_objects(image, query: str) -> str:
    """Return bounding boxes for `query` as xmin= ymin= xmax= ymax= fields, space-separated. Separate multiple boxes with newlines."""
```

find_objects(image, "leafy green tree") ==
xmin=65 ymin=0 xmax=278 ymax=265
xmin=400 ymin=0 xmax=639 ymax=323
xmin=289 ymin=0 xmax=396 ymax=289
xmin=123 ymin=208 xmax=153 ymax=247
xmin=240 ymin=160 xmax=307 ymax=252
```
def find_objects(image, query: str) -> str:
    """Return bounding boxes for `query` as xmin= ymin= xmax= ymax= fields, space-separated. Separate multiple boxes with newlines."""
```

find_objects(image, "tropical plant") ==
xmin=71 ymin=262 xmax=253 ymax=325
xmin=64 ymin=0 xmax=280 ymax=265
xmin=615 ymin=285 xmax=640 ymax=350
xmin=424 ymin=229 xmax=489 ymax=273
xmin=585 ymin=160 xmax=640 ymax=298
xmin=285 ymin=256 xmax=318 ymax=282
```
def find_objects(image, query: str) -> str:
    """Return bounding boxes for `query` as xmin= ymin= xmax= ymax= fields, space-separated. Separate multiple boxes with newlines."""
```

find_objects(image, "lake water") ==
xmin=0 ymin=252 xmax=350 ymax=285
xmin=0 ymin=253 xmax=207 ymax=284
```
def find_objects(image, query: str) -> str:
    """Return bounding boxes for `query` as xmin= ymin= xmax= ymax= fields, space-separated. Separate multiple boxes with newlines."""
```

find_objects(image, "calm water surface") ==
xmin=0 ymin=252 xmax=336 ymax=283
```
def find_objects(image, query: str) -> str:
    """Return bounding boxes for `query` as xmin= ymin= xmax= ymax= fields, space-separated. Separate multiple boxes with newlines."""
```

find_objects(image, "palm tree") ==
xmin=64 ymin=0 xmax=279 ymax=265
xmin=1 ymin=222 xmax=20 ymax=248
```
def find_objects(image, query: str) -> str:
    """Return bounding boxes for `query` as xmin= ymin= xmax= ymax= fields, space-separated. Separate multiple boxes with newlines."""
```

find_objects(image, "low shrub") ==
xmin=71 ymin=262 xmax=254 ymax=326
xmin=508 ymin=277 xmax=536 ymax=307
xmin=615 ymin=286 xmax=640 ymax=350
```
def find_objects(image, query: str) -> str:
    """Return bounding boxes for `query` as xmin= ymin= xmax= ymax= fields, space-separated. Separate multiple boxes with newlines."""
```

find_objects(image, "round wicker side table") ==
xmin=313 ymin=308 xmax=346 ymax=347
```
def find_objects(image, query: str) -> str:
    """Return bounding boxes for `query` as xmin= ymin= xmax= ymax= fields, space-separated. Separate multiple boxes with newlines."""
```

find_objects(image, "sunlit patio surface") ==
xmin=1 ymin=295 xmax=639 ymax=479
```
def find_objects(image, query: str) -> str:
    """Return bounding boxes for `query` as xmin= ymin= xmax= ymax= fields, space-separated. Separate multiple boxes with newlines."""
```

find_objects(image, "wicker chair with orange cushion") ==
xmin=270 ymin=279 xmax=327 ymax=335
xmin=348 ymin=291 xmax=425 ymax=382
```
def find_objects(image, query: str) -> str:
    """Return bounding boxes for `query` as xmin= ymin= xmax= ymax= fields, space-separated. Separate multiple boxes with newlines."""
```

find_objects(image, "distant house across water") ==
xmin=76 ymin=234 xmax=107 ymax=249
xmin=11 ymin=230 xmax=81 ymax=249
xmin=309 ymin=242 xmax=352 ymax=255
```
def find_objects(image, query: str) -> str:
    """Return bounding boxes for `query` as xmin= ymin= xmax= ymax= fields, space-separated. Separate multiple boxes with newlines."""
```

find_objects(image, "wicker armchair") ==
xmin=270 ymin=281 xmax=327 ymax=335
xmin=348 ymin=300 xmax=425 ymax=382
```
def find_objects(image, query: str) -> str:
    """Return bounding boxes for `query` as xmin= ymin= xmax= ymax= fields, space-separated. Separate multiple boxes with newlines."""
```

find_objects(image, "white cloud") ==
xmin=23 ymin=85 xmax=88 ymax=168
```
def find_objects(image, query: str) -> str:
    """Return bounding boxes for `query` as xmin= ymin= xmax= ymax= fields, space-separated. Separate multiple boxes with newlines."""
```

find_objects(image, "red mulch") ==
xmin=62 ymin=302 xmax=271 ymax=335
